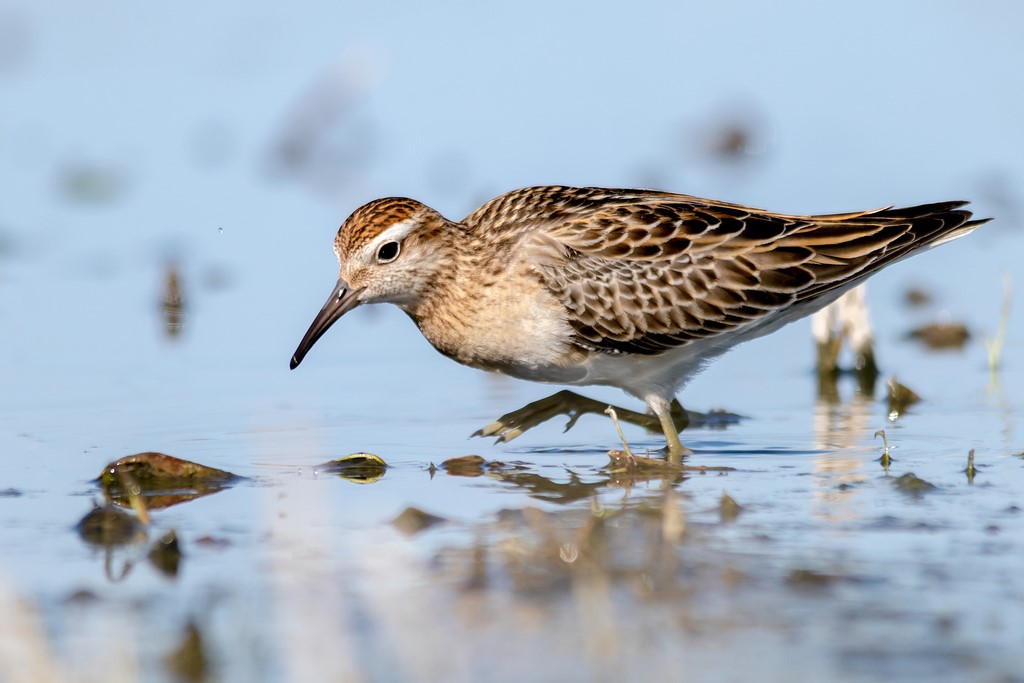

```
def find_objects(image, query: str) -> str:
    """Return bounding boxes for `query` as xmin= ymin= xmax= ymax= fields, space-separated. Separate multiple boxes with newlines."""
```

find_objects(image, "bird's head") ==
xmin=290 ymin=197 xmax=452 ymax=369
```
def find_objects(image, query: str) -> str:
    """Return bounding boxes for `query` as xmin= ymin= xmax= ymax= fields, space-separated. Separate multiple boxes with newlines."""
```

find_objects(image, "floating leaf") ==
xmin=98 ymin=452 xmax=240 ymax=509
xmin=320 ymin=452 xmax=387 ymax=483
xmin=442 ymin=455 xmax=487 ymax=477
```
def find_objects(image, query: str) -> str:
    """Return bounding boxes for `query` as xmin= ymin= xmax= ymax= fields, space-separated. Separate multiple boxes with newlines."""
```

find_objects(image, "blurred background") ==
xmin=1 ymin=1 xmax=1023 ymax=681
xmin=1 ymin=1 xmax=1018 ymax=443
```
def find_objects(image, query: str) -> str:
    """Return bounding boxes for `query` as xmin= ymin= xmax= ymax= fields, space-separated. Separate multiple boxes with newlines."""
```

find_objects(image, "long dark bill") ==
xmin=290 ymin=279 xmax=363 ymax=369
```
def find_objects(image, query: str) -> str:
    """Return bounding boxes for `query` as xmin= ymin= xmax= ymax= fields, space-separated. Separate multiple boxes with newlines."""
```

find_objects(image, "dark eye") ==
xmin=376 ymin=241 xmax=400 ymax=263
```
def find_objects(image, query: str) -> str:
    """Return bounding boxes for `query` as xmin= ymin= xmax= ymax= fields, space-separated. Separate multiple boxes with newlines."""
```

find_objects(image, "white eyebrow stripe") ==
xmin=362 ymin=217 xmax=418 ymax=258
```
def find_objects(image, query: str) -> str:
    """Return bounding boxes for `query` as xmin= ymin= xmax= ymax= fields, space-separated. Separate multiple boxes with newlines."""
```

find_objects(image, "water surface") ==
xmin=1 ymin=2 xmax=1023 ymax=681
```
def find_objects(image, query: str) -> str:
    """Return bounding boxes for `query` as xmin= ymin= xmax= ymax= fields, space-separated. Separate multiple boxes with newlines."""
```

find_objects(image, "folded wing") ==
xmin=520 ymin=188 xmax=985 ymax=355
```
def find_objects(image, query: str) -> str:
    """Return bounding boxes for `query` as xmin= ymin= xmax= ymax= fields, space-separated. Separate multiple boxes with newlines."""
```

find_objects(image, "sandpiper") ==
xmin=290 ymin=186 xmax=988 ymax=456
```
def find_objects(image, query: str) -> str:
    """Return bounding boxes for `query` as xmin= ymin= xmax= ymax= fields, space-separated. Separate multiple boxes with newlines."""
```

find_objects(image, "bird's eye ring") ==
xmin=376 ymin=241 xmax=400 ymax=263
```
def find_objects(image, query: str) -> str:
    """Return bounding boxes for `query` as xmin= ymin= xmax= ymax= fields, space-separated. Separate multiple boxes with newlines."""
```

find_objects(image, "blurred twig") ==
xmin=985 ymin=274 xmax=1012 ymax=373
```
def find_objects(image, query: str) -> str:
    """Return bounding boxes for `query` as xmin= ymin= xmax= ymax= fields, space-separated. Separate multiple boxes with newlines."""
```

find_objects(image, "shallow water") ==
xmin=2 ymin=2 xmax=1024 ymax=682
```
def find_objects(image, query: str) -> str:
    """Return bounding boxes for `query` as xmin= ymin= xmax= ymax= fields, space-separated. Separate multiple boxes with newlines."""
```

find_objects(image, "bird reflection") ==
xmin=810 ymin=287 xmax=884 ymax=521
xmin=812 ymin=366 xmax=876 ymax=523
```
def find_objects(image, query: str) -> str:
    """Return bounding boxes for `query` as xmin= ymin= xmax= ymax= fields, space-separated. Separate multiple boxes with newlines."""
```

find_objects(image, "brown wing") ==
xmin=518 ymin=188 xmax=986 ymax=355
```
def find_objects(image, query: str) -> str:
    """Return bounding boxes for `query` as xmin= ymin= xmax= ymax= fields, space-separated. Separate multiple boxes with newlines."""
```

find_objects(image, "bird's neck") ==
xmin=404 ymin=222 xmax=504 ymax=318
xmin=401 ymin=224 xmax=524 ymax=363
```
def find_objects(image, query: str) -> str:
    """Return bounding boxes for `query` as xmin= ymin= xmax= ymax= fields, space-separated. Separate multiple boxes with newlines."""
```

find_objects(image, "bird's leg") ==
xmin=648 ymin=397 xmax=694 ymax=463
xmin=472 ymin=389 xmax=671 ymax=444
xmin=813 ymin=287 xmax=879 ymax=398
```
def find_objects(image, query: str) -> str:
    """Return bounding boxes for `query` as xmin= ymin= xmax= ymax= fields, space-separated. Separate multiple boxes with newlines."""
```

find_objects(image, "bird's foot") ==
xmin=655 ymin=404 xmax=694 ymax=464
xmin=663 ymin=439 xmax=694 ymax=464
xmin=472 ymin=390 xmax=663 ymax=444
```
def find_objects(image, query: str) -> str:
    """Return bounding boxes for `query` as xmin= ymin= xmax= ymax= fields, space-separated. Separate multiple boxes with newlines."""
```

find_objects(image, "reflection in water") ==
xmin=437 ymin=453 xmax=727 ymax=505
xmin=79 ymin=453 xmax=238 ymax=583
xmin=393 ymin=507 xmax=447 ymax=535
xmin=490 ymin=469 xmax=609 ymax=505
xmin=811 ymin=287 xmax=883 ymax=522
xmin=40 ymin=444 xmax=1024 ymax=681
xmin=886 ymin=377 xmax=922 ymax=419
xmin=367 ymin=492 xmax=847 ymax=681
xmin=986 ymin=274 xmax=1012 ymax=376
xmin=147 ymin=531 xmax=182 ymax=578
xmin=812 ymin=373 xmax=875 ymax=523
xmin=986 ymin=371 xmax=1018 ymax=454
xmin=319 ymin=452 xmax=388 ymax=484
xmin=98 ymin=452 xmax=239 ymax=510
xmin=165 ymin=621 xmax=210 ymax=682
xmin=440 ymin=454 xmax=492 ymax=477
xmin=161 ymin=265 xmax=185 ymax=339
xmin=76 ymin=502 xmax=149 ymax=583
xmin=76 ymin=503 xmax=147 ymax=549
